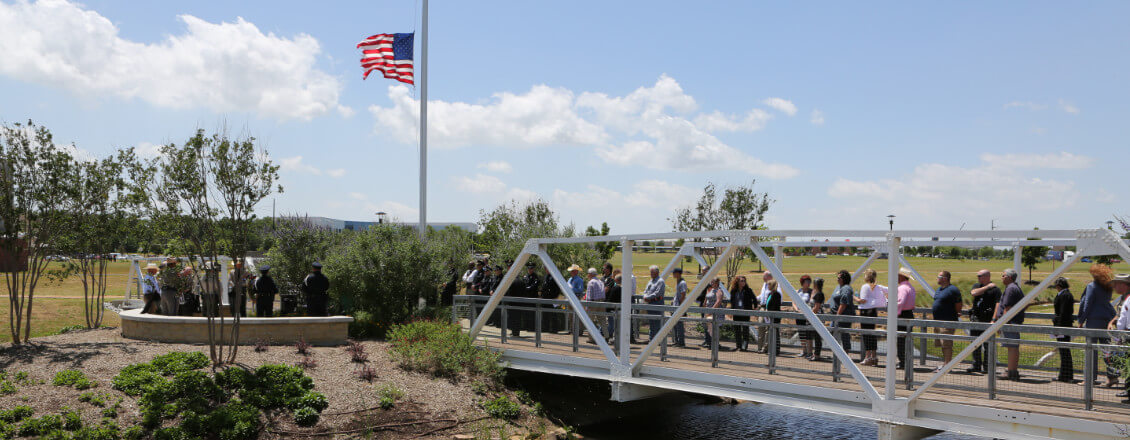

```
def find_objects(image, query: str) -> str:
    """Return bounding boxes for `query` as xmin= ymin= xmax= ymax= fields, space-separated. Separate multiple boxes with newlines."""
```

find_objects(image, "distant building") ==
xmin=295 ymin=216 xmax=476 ymax=232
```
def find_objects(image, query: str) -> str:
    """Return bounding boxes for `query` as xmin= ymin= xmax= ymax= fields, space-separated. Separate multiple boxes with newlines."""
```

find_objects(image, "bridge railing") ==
xmin=454 ymin=294 xmax=1130 ymax=415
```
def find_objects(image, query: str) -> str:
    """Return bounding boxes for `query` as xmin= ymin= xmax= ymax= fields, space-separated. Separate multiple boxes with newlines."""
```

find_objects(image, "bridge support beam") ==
xmin=877 ymin=422 xmax=943 ymax=440
xmin=609 ymin=382 xmax=676 ymax=402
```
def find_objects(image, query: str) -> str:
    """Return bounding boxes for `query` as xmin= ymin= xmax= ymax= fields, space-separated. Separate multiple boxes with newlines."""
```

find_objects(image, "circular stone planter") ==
xmin=118 ymin=309 xmax=353 ymax=346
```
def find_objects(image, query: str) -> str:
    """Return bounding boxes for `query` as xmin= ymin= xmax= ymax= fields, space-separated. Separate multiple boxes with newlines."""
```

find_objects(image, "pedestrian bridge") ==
xmin=456 ymin=229 xmax=1130 ymax=440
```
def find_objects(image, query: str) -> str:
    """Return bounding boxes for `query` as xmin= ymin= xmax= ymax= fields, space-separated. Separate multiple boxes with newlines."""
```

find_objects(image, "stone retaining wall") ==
xmin=119 ymin=309 xmax=352 ymax=345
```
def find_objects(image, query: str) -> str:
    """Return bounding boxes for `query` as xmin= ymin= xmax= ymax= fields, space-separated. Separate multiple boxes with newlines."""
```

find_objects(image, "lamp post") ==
xmin=887 ymin=214 xmax=896 ymax=231
xmin=1106 ymin=220 xmax=1114 ymax=230
xmin=376 ymin=211 xmax=387 ymax=225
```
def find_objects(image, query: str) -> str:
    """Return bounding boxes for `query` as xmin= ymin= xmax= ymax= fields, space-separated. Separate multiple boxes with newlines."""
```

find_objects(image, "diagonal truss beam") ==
xmin=851 ymin=247 xmax=881 ymax=283
xmin=907 ymin=251 xmax=1082 ymax=401
xmin=468 ymin=252 xmax=532 ymax=338
xmin=630 ymin=241 xmax=740 ymax=373
xmin=897 ymin=254 xmax=936 ymax=298
xmin=748 ymin=244 xmax=882 ymax=402
xmin=534 ymin=250 xmax=620 ymax=364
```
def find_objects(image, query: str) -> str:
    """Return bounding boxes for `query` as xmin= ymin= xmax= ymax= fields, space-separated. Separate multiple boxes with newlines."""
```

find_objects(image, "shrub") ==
xmin=0 ymin=380 xmax=14 ymax=395
xmin=13 ymin=371 xmax=28 ymax=384
xmin=290 ymin=391 xmax=328 ymax=412
xmin=295 ymin=336 xmax=311 ymax=355
xmin=482 ymin=396 xmax=521 ymax=420
xmin=470 ymin=381 xmax=488 ymax=396
xmin=248 ymin=365 xmax=314 ymax=410
xmin=53 ymin=369 xmax=96 ymax=390
xmin=214 ymin=367 xmax=254 ymax=392
xmin=0 ymin=406 xmax=33 ymax=423
xmin=79 ymin=392 xmax=110 ymax=407
xmin=296 ymin=356 xmax=318 ymax=370
xmin=350 ymin=350 xmax=369 ymax=363
xmin=293 ymin=407 xmax=319 ymax=427
xmin=378 ymin=395 xmax=395 ymax=410
xmin=71 ymin=424 xmax=122 ymax=440
xmin=18 ymin=414 xmax=64 ymax=436
xmin=355 ymin=365 xmax=377 ymax=383
xmin=112 ymin=363 xmax=165 ymax=396
xmin=150 ymin=351 xmax=210 ymax=376
xmin=57 ymin=324 xmax=86 ymax=334
xmin=387 ymin=320 xmax=504 ymax=381
xmin=61 ymin=408 xmax=82 ymax=430
xmin=376 ymin=383 xmax=404 ymax=401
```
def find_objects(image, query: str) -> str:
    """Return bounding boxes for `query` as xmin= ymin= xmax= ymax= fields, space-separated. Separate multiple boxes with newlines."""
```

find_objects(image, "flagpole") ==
xmin=418 ymin=0 xmax=428 ymax=239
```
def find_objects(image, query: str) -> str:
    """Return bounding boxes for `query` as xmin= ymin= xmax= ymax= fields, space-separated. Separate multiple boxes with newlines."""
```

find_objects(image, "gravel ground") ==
xmin=0 ymin=328 xmax=561 ymax=439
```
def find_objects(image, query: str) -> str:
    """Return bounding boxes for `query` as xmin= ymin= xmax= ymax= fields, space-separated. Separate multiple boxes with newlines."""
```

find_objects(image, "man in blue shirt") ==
xmin=931 ymin=271 xmax=963 ymax=371
xmin=567 ymin=264 xmax=585 ymax=297
xmin=993 ymin=268 xmax=1026 ymax=381
xmin=642 ymin=265 xmax=666 ymax=341
xmin=671 ymin=267 xmax=688 ymax=347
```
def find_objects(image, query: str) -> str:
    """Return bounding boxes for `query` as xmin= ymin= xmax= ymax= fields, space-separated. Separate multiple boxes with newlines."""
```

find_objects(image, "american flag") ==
xmin=357 ymin=33 xmax=415 ymax=84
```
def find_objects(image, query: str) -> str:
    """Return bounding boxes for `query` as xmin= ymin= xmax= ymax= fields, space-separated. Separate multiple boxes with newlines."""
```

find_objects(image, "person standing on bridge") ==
xmin=1078 ymin=264 xmax=1118 ymax=387
xmin=1109 ymin=274 xmax=1130 ymax=402
xmin=794 ymin=275 xmax=814 ymax=358
xmin=540 ymin=267 xmax=563 ymax=333
xmin=701 ymin=278 xmax=725 ymax=347
xmin=583 ymin=267 xmax=607 ymax=344
xmin=932 ymin=271 xmax=963 ymax=372
xmin=1051 ymin=277 xmax=1075 ymax=383
xmin=810 ymin=278 xmax=827 ymax=361
xmin=729 ymin=276 xmax=756 ymax=352
xmin=755 ymin=272 xmax=774 ymax=353
xmin=831 ymin=270 xmax=857 ymax=361
xmin=993 ymin=268 xmax=1025 ymax=381
xmin=602 ymin=263 xmax=616 ymax=341
xmin=671 ymin=267 xmax=688 ymax=347
xmin=965 ymin=269 xmax=1001 ymax=374
xmin=856 ymin=269 xmax=886 ymax=366
xmin=642 ymin=265 xmax=666 ymax=342
xmin=764 ymin=281 xmax=782 ymax=356
xmin=302 ymin=261 xmax=330 ymax=317
xmin=895 ymin=268 xmax=917 ymax=370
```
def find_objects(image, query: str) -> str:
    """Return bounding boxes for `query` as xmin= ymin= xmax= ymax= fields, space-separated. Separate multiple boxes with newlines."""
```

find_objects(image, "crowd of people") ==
xmin=139 ymin=258 xmax=331 ymax=317
xmin=465 ymin=259 xmax=1130 ymax=403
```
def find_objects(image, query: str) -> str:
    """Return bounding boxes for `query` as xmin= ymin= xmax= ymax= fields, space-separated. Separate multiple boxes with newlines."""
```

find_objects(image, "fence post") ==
xmin=572 ymin=311 xmax=579 ymax=352
xmin=919 ymin=311 xmax=928 ymax=366
xmin=1084 ymin=337 xmax=1094 ymax=411
xmin=832 ymin=326 xmax=841 ymax=382
xmin=535 ymin=305 xmax=543 ymax=348
xmin=660 ymin=314 xmax=669 ymax=361
xmin=768 ymin=320 xmax=777 ymax=374
xmin=500 ymin=306 xmax=508 ymax=344
xmin=470 ymin=300 xmax=479 ymax=333
xmin=711 ymin=313 xmax=720 ymax=368
xmin=987 ymin=334 xmax=997 ymax=400
xmin=904 ymin=327 xmax=914 ymax=390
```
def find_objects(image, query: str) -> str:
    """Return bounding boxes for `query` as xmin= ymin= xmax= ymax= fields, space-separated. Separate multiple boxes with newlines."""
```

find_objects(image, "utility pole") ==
xmin=887 ymin=214 xmax=895 ymax=231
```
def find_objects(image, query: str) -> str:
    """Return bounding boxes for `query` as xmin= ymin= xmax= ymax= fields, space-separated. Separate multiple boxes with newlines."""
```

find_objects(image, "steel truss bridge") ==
xmin=455 ymin=229 xmax=1130 ymax=440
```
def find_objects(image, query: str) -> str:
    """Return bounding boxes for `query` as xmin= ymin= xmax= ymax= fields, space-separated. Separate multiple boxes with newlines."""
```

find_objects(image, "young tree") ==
xmin=584 ymin=222 xmax=615 ymax=261
xmin=672 ymin=181 xmax=772 ymax=281
xmin=0 ymin=121 xmax=76 ymax=344
xmin=476 ymin=199 xmax=602 ymax=273
xmin=61 ymin=153 xmax=130 ymax=329
xmin=1021 ymin=230 xmax=1048 ymax=284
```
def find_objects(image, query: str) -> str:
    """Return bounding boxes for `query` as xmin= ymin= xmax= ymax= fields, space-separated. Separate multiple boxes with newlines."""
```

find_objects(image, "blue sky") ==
xmin=1 ymin=0 xmax=1126 ymax=234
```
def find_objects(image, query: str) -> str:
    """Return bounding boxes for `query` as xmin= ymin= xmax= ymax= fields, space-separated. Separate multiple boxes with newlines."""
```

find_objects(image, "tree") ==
xmin=60 ymin=152 xmax=131 ymax=329
xmin=0 ymin=121 xmax=76 ymax=344
xmin=584 ymin=222 xmax=615 ymax=261
xmin=1021 ymin=229 xmax=1048 ymax=284
xmin=130 ymin=129 xmax=280 ymax=367
xmin=476 ymin=199 xmax=601 ymax=275
xmin=671 ymin=181 xmax=772 ymax=281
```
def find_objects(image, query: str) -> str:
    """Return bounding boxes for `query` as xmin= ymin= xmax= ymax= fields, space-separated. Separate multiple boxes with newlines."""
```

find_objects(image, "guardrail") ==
xmin=456 ymin=294 xmax=1130 ymax=413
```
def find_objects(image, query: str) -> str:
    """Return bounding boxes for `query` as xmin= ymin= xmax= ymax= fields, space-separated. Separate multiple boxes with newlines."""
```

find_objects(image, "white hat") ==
xmin=144 ymin=263 xmax=159 ymax=271
xmin=898 ymin=267 xmax=914 ymax=279
xmin=567 ymin=264 xmax=582 ymax=272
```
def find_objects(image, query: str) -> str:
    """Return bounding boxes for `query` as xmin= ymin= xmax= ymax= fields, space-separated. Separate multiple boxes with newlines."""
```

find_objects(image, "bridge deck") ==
xmin=468 ymin=320 xmax=1130 ymax=425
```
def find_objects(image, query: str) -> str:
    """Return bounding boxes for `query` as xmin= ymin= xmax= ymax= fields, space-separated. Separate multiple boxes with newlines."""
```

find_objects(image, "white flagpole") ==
xmin=418 ymin=0 xmax=428 ymax=239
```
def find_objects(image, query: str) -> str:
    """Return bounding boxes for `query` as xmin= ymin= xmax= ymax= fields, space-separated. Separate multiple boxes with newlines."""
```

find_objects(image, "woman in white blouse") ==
xmin=855 ymin=269 xmax=888 ymax=366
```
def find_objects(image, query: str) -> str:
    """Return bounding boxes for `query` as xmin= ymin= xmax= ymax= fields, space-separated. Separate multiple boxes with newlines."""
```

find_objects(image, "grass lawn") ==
xmin=0 ymin=297 xmax=121 ymax=343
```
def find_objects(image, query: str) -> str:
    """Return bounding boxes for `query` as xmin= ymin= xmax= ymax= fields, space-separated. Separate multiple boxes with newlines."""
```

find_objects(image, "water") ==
xmin=506 ymin=370 xmax=987 ymax=440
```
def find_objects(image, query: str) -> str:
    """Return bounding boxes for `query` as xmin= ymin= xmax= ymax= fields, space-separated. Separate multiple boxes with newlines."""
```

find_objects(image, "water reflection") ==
xmin=506 ymin=370 xmax=985 ymax=440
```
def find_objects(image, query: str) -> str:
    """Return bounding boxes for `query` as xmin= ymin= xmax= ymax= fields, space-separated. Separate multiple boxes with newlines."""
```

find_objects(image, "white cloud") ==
xmin=135 ymin=142 xmax=164 ymax=158
xmin=827 ymin=152 xmax=1092 ymax=226
xmin=348 ymin=192 xmax=367 ymax=201
xmin=810 ymin=109 xmax=825 ymax=126
xmin=452 ymin=173 xmax=507 ymax=194
xmin=370 ymin=84 xmax=607 ymax=148
xmin=1003 ymin=101 xmax=1047 ymax=111
xmin=693 ymin=109 xmax=772 ymax=132
xmin=552 ymin=180 xmax=697 ymax=212
xmin=0 ymin=0 xmax=345 ymax=120
xmin=1058 ymin=99 xmax=1080 ymax=114
xmin=1096 ymin=188 xmax=1117 ymax=204
xmin=978 ymin=151 xmax=1093 ymax=169
xmin=762 ymin=98 xmax=797 ymax=116
xmin=279 ymin=155 xmax=345 ymax=177
xmin=370 ymin=75 xmax=799 ymax=179
xmin=366 ymin=200 xmax=418 ymax=222
xmin=477 ymin=161 xmax=513 ymax=173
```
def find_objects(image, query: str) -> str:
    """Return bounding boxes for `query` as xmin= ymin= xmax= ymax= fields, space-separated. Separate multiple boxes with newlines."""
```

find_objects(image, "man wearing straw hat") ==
xmin=141 ymin=263 xmax=162 ymax=314
xmin=159 ymin=257 xmax=183 ymax=316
